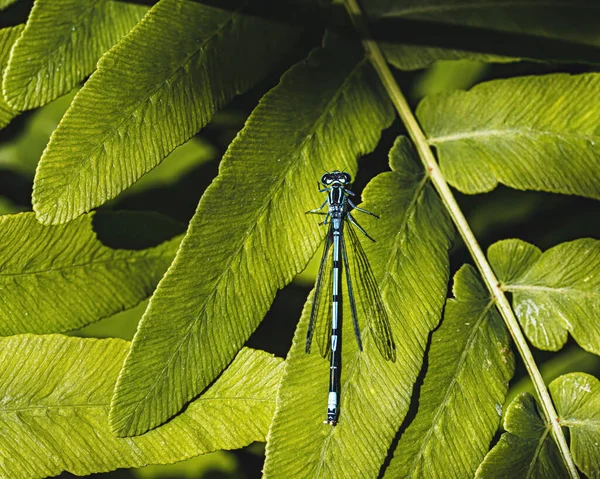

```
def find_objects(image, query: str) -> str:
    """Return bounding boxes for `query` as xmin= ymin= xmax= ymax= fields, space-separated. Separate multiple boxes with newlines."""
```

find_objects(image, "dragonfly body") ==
xmin=306 ymin=171 xmax=394 ymax=426
xmin=322 ymin=173 xmax=347 ymax=425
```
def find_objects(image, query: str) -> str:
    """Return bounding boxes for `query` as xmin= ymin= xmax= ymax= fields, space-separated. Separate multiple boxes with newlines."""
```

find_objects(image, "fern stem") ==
xmin=342 ymin=0 xmax=579 ymax=476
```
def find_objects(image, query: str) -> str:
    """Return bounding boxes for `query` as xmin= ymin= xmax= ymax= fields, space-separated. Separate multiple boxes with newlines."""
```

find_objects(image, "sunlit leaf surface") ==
xmin=0 ymin=25 xmax=23 ymax=128
xmin=551 ymin=373 xmax=600 ymax=478
xmin=109 ymin=37 xmax=394 ymax=437
xmin=2 ymin=0 xmax=147 ymax=110
xmin=385 ymin=265 xmax=514 ymax=478
xmin=32 ymin=0 xmax=298 ymax=224
xmin=263 ymin=137 xmax=453 ymax=477
xmin=419 ymin=73 xmax=600 ymax=199
xmin=489 ymin=238 xmax=600 ymax=353
xmin=475 ymin=393 xmax=568 ymax=478
xmin=0 ymin=212 xmax=180 ymax=334
xmin=0 ymin=336 xmax=282 ymax=479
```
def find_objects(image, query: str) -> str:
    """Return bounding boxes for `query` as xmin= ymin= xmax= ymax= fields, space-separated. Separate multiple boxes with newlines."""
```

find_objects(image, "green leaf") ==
xmin=550 ymin=373 xmax=600 ymax=478
xmin=418 ymin=73 xmax=600 ymax=199
xmin=475 ymin=393 xmax=568 ymax=478
xmin=365 ymin=0 xmax=600 ymax=70
xmin=0 ymin=335 xmax=282 ymax=479
xmin=109 ymin=37 xmax=394 ymax=437
xmin=385 ymin=264 xmax=514 ymax=478
xmin=2 ymin=0 xmax=147 ymax=110
xmin=383 ymin=44 xmax=511 ymax=72
xmin=0 ymin=212 xmax=180 ymax=335
xmin=507 ymin=346 xmax=600 ymax=407
xmin=489 ymin=238 xmax=600 ymax=353
xmin=119 ymin=137 xmax=217 ymax=197
xmin=73 ymin=299 xmax=147 ymax=341
xmin=263 ymin=137 xmax=453 ymax=477
xmin=411 ymin=59 xmax=489 ymax=100
xmin=133 ymin=452 xmax=239 ymax=479
xmin=32 ymin=0 xmax=298 ymax=225
xmin=0 ymin=25 xmax=22 ymax=128
xmin=0 ymin=0 xmax=19 ymax=9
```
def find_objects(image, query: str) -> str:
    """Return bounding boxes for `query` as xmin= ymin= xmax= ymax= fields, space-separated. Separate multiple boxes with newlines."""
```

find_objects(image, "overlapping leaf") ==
xmin=506 ymin=346 xmax=600 ymax=407
xmin=475 ymin=393 xmax=568 ymax=478
xmin=133 ymin=452 xmax=239 ymax=479
xmin=263 ymin=137 xmax=453 ymax=477
xmin=363 ymin=0 xmax=600 ymax=70
xmin=32 ymin=0 xmax=297 ymax=225
xmin=383 ymin=44 xmax=510 ymax=72
xmin=385 ymin=264 xmax=514 ymax=478
xmin=418 ymin=73 xmax=600 ymax=199
xmin=550 ymin=373 xmax=600 ymax=478
xmin=0 ymin=89 xmax=74 ymax=174
xmin=120 ymin=137 xmax=217 ymax=196
xmin=412 ymin=59 xmax=489 ymax=99
xmin=489 ymin=238 xmax=600 ymax=353
xmin=0 ymin=335 xmax=282 ymax=479
xmin=2 ymin=0 xmax=147 ymax=110
xmin=74 ymin=299 xmax=147 ymax=341
xmin=0 ymin=0 xmax=19 ymax=10
xmin=0 ymin=25 xmax=22 ymax=128
xmin=0 ymin=212 xmax=180 ymax=335
xmin=109 ymin=37 xmax=394 ymax=437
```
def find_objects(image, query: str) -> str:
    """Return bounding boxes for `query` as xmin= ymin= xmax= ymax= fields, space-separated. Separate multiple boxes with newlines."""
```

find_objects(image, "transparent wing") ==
xmin=340 ymin=230 xmax=363 ymax=352
xmin=344 ymin=221 xmax=396 ymax=362
xmin=305 ymin=225 xmax=334 ymax=359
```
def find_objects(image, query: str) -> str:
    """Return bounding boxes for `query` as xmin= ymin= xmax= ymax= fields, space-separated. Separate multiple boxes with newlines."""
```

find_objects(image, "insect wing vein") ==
xmin=306 ymin=226 xmax=334 ymax=359
xmin=340 ymin=227 xmax=363 ymax=352
xmin=345 ymin=222 xmax=396 ymax=362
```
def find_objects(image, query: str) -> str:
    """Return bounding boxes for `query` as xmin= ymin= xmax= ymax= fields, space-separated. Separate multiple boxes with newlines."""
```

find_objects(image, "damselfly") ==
xmin=306 ymin=170 xmax=395 ymax=426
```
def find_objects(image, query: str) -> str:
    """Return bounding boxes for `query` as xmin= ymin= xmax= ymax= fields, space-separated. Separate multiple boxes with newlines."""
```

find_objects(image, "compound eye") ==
xmin=342 ymin=173 xmax=351 ymax=183
xmin=321 ymin=173 xmax=333 ymax=184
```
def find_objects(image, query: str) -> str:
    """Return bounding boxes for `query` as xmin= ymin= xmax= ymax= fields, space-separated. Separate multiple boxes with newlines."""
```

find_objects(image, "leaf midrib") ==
xmin=56 ymin=9 xmax=239 ymax=205
xmin=377 ymin=173 xmax=430 ymax=312
xmin=0 ymin=396 xmax=272 ymax=413
xmin=506 ymin=283 xmax=599 ymax=299
xmin=428 ymin=127 xmax=599 ymax=145
xmin=118 ymin=55 xmax=372 ymax=432
xmin=561 ymin=417 xmax=600 ymax=428
xmin=406 ymin=299 xmax=496 ymax=475
xmin=0 ymin=252 xmax=171 ymax=278
xmin=526 ymin=425 xmax=552 ymax=478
